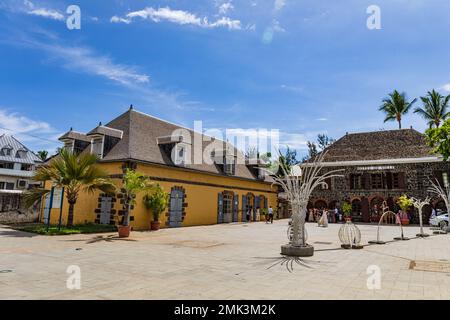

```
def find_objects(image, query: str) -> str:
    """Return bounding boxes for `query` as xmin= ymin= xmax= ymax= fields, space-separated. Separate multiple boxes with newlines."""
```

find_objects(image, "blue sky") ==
xmin=1 ymin=0 xmax=450 ymax=156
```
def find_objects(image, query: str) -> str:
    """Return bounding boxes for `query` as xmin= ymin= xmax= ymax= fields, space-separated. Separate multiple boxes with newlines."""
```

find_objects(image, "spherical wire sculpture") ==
xmin=338 ymin=221 xmax=363 ymax=249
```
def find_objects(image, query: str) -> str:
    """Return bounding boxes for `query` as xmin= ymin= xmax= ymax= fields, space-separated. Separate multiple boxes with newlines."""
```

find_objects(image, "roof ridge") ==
xmin=345 ymin=128 xmax=420 ymax=136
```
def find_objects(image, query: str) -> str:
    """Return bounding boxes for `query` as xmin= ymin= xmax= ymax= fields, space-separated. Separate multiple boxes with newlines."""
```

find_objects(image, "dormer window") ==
xmin=63 ymin=141 xmax=74 ymax=152
xmin=157 ymin=133 xmax=191 ymax=167
xmin=224 ymin=156 xmax=236 ymax=175
xmin=91 ymin=137 xmax=104 ymax=159
xmin=174 ymin=144 xmax=187 ymax=166
xmin=0 ymin=146 xmax=12 ymax=156
xmin=16 ymin=149 xmax=27 ymax=159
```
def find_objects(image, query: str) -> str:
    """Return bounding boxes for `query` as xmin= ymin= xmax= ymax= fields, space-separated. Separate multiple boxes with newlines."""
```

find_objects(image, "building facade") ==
xmin=309 ymin=129 xmax=450 ymax=223
xmin=0 ymin=135 xmax=42 ymax=214
xmin=41 ymin=108 xmax=278 ymax=229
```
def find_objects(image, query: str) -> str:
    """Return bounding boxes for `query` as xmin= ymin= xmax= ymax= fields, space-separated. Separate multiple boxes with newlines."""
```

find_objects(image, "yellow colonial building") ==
xmin=40 ymin=107 xmax=278 ymax=230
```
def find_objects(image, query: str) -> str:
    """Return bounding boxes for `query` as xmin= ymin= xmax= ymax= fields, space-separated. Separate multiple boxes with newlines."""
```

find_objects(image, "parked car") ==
xmin=429 ymin=212 xmax=449 ymax=230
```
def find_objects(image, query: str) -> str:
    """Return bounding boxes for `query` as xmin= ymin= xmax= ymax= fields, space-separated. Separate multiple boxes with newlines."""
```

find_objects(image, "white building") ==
xmin=0 ymin=135 xmax=42 ymax=213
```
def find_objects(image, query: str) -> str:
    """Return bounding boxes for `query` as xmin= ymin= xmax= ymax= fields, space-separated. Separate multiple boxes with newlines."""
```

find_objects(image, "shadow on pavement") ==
xmin=0 ymin=229 xmax=38 ymax=238
xmin=62 ymin=234 xmax=138 ymax=244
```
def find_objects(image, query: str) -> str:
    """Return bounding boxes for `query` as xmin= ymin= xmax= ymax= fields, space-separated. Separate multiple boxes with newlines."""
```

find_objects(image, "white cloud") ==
xmin=111 ymin=7 xmax=241 ymax=30
xmin=0 ymin=108 xmax=60 ymax=152
xmin=0 ymin=109 xmax=52 ymax=134
xmin=218 ymin=2 xmax=234 ymax=15
xmin=440 ymin=84 xmax=450 ymax=92
xmin=22 ymin=39 xmax=150 ymax=86
xmin=23 ymin=0 xmax=65 ymax=21
xmin=207 ymin=17 xmax=241 ymax=30
xmin=110 ymin=15 xmax=131 ymax=24
xmin=28 ymin=8 xmax=64 ymax=21
xmin=274 ymin=0 xmax=286 ymax=11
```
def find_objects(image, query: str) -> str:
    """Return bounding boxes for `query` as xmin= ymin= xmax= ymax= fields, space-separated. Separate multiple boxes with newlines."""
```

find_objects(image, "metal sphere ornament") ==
xmin=338 ymin=221 xmax=363 ymax=249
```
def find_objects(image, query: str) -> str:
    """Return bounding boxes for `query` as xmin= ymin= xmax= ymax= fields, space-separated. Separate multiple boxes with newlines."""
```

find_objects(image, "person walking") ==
xmin=268 ymin=206 xmax=274 ymax=224
xmin=247 ymin=206 xmax=252 ymax=222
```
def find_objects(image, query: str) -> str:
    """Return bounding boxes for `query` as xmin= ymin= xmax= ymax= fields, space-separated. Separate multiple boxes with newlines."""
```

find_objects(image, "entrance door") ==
xmin=100 ymin=197 xmax=112 ymax=225
xmin=169 ymin=189 xmax=184 ymax=227
xmin=222 ymin=192 xmax=233 ymax=223
xmin=233 ymin=195 xmax=239 ymax=222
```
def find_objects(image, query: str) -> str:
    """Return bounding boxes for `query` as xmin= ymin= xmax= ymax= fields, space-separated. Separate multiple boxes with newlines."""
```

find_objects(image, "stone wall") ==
xmin=310 ymin=161 xmax=450 ymax=212
xmin=0 ymin=209 xmax=40 ymax=224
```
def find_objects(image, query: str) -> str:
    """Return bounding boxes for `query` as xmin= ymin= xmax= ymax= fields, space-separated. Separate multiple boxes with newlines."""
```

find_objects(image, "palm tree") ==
xmin=24 ymin=148 xmax=116 ymax=227
xmin=379 ymin=90 xmax=417 ymax=129
xmin=414 ymin=89 xmax=450 ymax=128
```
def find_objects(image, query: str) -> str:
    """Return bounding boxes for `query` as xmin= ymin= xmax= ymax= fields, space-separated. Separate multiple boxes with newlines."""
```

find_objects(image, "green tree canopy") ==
xmin=425 ymin=118 xmax=450 ymax=161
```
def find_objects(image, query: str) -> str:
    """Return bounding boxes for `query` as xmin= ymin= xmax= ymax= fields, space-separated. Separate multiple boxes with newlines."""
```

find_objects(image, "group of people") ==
xmin=308 ymin=208 xmax=344 ymax=228
xmin=244 ymin=206 xmax=275 ymax=224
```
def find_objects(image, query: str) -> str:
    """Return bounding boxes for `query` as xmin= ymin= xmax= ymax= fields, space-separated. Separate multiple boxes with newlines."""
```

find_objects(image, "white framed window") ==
xmin=91 ymin=137 xmax=104 ymax=159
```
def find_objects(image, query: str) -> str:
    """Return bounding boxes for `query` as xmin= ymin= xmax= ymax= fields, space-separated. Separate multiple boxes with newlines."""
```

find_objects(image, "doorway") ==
xmin=169 ymin=188 xmax=184 ymax=228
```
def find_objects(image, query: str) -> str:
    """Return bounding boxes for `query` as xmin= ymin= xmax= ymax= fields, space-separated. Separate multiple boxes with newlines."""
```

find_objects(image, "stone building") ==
xmin=309 ymin=129 xmax=450 ymax=223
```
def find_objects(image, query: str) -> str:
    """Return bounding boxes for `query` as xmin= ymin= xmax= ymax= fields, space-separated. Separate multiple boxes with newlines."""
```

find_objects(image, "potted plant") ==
xmin=396 ymin=195 xmax=412 ymax=226
xmin=143 ymin=184 xmax=169 ymax=231
xmin=119 ymin=169 xmax=154 ymax=238
xmin=342 ymin=202 xmax=352 ymax=222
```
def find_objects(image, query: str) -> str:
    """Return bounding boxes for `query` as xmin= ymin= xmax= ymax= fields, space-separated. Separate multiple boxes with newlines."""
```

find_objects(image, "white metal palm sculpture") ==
xmin=272 ymin=152 xmax=343 ymax=256
xmin=428 ymin=179 xmax=450 ymax=233
xmin=410 ymin=196 xmax=431 ymax=237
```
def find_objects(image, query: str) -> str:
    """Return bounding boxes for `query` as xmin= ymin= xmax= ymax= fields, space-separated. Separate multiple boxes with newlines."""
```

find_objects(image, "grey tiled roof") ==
xmin=0 ymin=135 xmax=42 ymax=164
xmin=99 ymin=109 xmax=273 ymax=182
xmin=321 ymin=129 xmax=434 ymax=162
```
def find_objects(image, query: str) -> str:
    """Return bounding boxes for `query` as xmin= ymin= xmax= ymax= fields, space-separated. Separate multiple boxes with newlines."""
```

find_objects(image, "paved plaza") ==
xmin=0 ymin=220 xmax=449 ymax=300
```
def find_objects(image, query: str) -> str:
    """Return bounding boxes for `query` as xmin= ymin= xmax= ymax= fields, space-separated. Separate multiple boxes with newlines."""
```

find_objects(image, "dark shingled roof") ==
xmin=98 ymin=109 xmax=271 ymax=182
xmin=321 ymin=129 xmax=434 ymax=162
xmin=59 ymin=130 xmax=91 ymax=143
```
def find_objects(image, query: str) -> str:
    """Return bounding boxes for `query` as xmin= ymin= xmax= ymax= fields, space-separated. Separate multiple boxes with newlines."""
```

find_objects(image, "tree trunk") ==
xmin=67 ymin=201 xmax=76 ymax=227
xmin=398 ymin=120 xmax=401 ymax=129
xmin=122 ymin=199 xmax=131 ymax=227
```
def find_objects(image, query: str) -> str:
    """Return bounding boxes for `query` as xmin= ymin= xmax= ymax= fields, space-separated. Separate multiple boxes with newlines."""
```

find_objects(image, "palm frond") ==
xmin=23 ymin=188 xmax=51 ymax=208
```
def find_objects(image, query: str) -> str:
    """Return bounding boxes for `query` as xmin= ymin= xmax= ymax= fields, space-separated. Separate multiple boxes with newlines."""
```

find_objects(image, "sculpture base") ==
xmin=281 ymin=244 xmax=314 ymax=257
xmin=394 ymin=237 xmax=409 ymax=241
xmin=368 ymin=240 xmax=386 ymax=245
xmin=416 ymin=233 xmax=430 ymax=238
xmin=341 ymin=244 xmax=364 ymax=250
